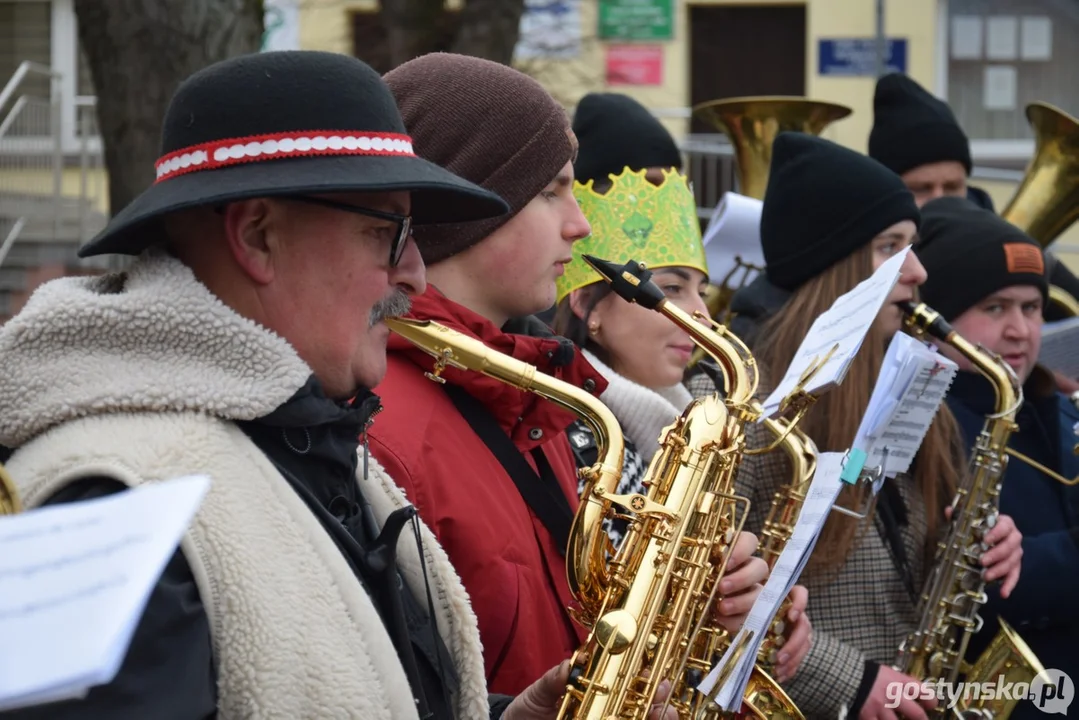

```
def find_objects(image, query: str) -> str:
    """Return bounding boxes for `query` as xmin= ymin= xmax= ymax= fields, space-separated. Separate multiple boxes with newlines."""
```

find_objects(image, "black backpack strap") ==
xmin=443 ymin=383 xmax=573 ymax=555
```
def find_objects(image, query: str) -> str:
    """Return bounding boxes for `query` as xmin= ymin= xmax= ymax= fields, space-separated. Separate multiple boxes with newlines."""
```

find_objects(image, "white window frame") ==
xmin=935 ymin=0 xmax=1035 ymax=164
xmin=0 ymin=0 xmax=101 ymax=156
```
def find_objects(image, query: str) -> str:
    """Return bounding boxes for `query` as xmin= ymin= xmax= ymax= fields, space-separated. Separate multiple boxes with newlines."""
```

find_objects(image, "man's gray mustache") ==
xmin=370 ymin=290 xmax=411 ymax=326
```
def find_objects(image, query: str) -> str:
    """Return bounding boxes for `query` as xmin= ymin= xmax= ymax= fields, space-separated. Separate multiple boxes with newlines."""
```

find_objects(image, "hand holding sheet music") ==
xmin=696 ymin=452 xmax=848 ymax=710
xmin=761 ymin=248 xmax=910 ymax=418
xmin=0 ymin=475 xmax=210 ymax=712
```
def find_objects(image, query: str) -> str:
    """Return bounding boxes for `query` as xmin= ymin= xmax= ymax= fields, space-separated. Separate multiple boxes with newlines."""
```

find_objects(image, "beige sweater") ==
xmin=0 ymin=250 xmax=489 ymax=719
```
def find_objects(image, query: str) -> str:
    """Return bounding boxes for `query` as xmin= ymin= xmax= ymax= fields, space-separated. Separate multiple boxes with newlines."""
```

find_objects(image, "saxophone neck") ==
xmin=899 ymin=301 xmax=1022 ymax=419
xmin=581 ymin=254 xmax=760 ymax=410
xmin=382 ymin=316 xmax=625 ymax=601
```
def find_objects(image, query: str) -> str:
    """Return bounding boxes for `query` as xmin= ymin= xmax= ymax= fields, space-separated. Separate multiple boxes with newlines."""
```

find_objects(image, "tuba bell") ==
xmin=689 ymin=97 xmax=852 ymax=352
xmin=1000 ymin=101 xmax=1079 ymax=317
xmin=691 ymin=96 xmax=853 ymax=202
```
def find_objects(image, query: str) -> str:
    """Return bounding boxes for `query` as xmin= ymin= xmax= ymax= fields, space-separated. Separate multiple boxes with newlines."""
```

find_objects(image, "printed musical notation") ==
xmin=852 ymin=331 xmax=958 ymax=485
xmin=761 ymin=248 xmax=910 ymax=418
xmin=0 ymin=475 xmax=210 ymax=712
xmin=697 ymin=452 xmax=848 ymax=708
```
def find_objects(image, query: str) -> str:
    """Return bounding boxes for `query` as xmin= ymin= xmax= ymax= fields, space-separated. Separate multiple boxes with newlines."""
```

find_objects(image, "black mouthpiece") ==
xmin=582 ymin=254 xmax=665 ymax=310
xmin=899 ymin=300 xmax=954 ymax=342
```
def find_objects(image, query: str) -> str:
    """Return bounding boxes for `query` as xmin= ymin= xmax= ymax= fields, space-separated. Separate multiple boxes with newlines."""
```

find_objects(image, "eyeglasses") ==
xmin=285 ymin=194 xmax=413 ymax=267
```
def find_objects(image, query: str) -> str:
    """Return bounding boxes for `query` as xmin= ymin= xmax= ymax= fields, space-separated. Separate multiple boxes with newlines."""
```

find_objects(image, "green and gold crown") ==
xmin=557 ymin=167 xmax=708 ymax=303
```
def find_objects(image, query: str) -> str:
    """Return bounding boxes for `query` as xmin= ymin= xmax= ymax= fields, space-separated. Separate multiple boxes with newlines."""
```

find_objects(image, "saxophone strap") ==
xmin=443 ymin=383 xmax=574 ymax=556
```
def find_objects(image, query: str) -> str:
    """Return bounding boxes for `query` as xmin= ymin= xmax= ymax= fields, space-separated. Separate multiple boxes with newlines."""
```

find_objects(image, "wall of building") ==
xmin=293 ymin=0 xmax=1079 ymax=272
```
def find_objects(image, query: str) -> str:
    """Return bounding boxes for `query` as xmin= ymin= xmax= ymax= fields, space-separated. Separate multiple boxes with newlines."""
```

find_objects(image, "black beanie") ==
xmin=760 ymin=132 xmax=921 ymax=291
xmin=916 ymin=196 xmax=1049 ymax=321
xmin=869 ymin=73 xmax=972 ymax=177
xmin=572 ymin=93 xmax=683 ymax=184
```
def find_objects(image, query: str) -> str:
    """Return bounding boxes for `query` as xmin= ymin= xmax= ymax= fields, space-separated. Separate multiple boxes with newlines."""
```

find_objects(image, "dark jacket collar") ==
xmin=949 ymin=363 xmax=1057 ymax=416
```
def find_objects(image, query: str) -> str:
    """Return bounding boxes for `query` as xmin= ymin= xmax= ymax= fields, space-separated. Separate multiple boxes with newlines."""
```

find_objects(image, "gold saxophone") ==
xmin=753 ymin=418 xmax=818 ymax=674
xmin=1 ymin=461 xmax=20 ymax=515
xmin=550 ymin=255 xmax=803 ymax=720
xmin=896 ymin=301 xmax=1046 ymax=720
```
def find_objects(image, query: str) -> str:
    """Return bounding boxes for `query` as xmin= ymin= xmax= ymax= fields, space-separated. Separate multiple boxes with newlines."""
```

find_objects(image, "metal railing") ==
xmin=0 ymin=61 xmax=105 ymax=271
xmin=0 ymin=62 xmax=63 ymax=250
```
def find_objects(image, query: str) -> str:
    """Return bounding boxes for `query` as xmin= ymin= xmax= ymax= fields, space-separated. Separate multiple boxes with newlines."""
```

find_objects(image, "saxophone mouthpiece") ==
xmin=899 ymin=300 xmax=955 ymax=343
xmin=582 ymin=254 xmax=666 ymax=310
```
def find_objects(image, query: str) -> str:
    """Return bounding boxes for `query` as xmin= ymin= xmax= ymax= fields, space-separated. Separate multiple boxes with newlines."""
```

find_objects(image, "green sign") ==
xmin=599 ymin=0 xmax=673 ymax=41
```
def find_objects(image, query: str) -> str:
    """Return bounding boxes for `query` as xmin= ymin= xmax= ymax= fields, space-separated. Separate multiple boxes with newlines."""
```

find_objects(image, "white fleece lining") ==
xmin=0 ymin=250 xmax=310 ymax=448
xmin=0 ymin=251 xmax=489 ymax=719
xmin=582 ymin=348 xmax=694 ymax=460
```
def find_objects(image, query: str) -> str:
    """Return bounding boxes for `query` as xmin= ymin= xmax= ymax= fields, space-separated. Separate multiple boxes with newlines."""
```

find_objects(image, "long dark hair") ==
xmin=753 ymin=245 xmax=966 ymax=574
xmin=551 ymin=282 xmax=614 ymax=366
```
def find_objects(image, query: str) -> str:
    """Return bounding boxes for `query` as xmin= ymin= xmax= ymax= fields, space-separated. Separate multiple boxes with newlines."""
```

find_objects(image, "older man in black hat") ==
xmin=0 ymin=50 xmax=624 ymax=720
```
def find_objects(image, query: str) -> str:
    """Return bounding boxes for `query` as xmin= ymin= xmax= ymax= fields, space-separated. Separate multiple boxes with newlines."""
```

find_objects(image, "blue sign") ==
xmin=818 ymin=38 xmax=908 ymax=76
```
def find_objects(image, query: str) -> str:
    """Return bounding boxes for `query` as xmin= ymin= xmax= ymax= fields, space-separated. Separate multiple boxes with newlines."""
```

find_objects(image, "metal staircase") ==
xmin=0 ymin=61 xmax=108 ymax=324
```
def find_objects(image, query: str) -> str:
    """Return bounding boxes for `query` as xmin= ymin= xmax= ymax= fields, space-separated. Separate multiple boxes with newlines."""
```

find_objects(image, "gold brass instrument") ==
xmin=752 ymin=418 xmax=818 ymax=674
xmin=1000 ymin=101 xmax=1079 ymax=318
xmin=692 ymin=97 xmax=853 ymax=202
xmin=383 ymin=308 xmax=785 ymax=719
xmin=0 ymin=461 xmax=20 ymax=515
xmin=563 ymin=254 xmax=804 ymax=720
xmin=896 ymin=301 xmax=1045 ymax=720
xmin=382 ymin=316 xmax=625 ymax=610
xmin=1001 ymin=102 xmax=1079 ymax=248
xmin=688 ymin=97 xmax=853 ymax=363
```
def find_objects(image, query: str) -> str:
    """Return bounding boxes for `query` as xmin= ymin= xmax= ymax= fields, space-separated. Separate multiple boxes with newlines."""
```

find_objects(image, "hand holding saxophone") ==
xmin=713 ymin=530 xmax=769 ymax=634
xmin=504 ymin=661 xmax=677 ymax=720
xmin=773 ymin=585 xmax=812 ymax=684
xmin=943 ymin=504 xmax=1024 ymax=597
xmin=860 ymin=666 xmax=938 ymax=720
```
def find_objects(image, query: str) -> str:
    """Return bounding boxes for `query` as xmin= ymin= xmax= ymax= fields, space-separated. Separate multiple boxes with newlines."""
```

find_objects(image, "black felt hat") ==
xmin=868 ymin=73 xmax=972 ymax=177
xmin=78 ymin=51 xmax=510 ymax=258
xmin=760 ymin=132 xmax=921 ymax=291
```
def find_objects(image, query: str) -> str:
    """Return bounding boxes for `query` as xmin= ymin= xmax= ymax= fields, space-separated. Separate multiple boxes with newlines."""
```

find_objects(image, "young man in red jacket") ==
xmin=368 ymin=53 xmax=772 ymax=698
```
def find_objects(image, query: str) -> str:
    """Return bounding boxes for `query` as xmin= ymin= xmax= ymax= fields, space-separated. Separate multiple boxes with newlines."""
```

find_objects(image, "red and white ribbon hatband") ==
xmin=154 ymin=130 xmax=416 ymax=183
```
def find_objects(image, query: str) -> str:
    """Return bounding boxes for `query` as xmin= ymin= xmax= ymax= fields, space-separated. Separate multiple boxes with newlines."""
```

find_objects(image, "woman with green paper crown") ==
xmin=549 ymin=166 xmax=812 ymax=685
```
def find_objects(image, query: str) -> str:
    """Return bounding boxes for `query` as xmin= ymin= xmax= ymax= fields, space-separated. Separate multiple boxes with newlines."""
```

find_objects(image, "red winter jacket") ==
xmin=367 ymin=287 xmax=609 ymax=696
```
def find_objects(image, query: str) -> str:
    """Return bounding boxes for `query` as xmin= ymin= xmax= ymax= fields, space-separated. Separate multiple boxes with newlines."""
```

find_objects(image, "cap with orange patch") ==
xmin=915 ymin=196 xmax=1048 ymax=322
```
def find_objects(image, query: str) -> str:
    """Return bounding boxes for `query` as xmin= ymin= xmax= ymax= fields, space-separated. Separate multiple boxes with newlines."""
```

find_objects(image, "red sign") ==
xmin=605 ymin=45 xmax=663 ymax=86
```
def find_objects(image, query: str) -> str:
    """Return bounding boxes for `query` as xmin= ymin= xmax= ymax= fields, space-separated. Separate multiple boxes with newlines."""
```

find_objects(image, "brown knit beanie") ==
xmin=384 ymin=53 xmax=575 ymax=264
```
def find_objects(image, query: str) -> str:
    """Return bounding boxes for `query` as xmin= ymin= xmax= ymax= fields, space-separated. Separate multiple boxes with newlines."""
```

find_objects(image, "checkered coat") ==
xmin=689 ymin=368 xmax=935 ymax=719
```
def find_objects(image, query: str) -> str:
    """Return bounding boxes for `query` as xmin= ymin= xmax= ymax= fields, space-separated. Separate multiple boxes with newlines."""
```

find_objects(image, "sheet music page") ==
xmin=697 ymin=452 xmax=847 ymax=708
xmin=701 ymin=192 xmax=765 ymax=288
xmin=1038 ymin=316 xmax=1079 ymax=378
xmin=761 ymin=248 xmax=910 ymax=418
xmin=0 ymin=475 xmax=210 ymax=712
xmin=853 ymin=332 xmax=958 ymax=484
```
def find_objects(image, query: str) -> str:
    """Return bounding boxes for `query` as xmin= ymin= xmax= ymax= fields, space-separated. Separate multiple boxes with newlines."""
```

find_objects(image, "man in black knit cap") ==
xmin=869 ymin=72 xmax=1079 ymax=328
xmin=868 ymin=72 xmax=989 ymax=209
xmin=916 ymin=196 xmax=1079 ymax=720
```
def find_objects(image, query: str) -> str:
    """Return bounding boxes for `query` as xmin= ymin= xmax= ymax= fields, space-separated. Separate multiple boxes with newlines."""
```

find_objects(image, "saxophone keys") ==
xmin=594 ymin=609 xmax=639 ymax=654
